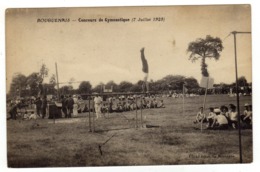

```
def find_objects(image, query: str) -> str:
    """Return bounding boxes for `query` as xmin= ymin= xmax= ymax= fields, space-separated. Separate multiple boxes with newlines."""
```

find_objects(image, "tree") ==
xmin=26 ymin=72 xmax=41 ymax=96
xmin=39 ymin=64 xmax=49 ymax=81
xmin=60 ymin=85 xmax=73 ymax=95
xmin=9 ymin=73 xmax=27 ymax=97
xmin=78 ymin=81 xmax=92 ymax=94
xmin=49 ymin=74 xmax=56 ymax=86
xmin=118 ymin=81 xmax=134 ymax=92
xmin=187 ymin=35 xmax=223 ymax=77
xmin=184 ymin=77 xmax=199 ymax=89
xmin=237 ymin=76 xmax=248 ymax=87
xmin=105 ymin=80 xmax=119 ymax=92
xmin=92 ymin=82 xmax=104 ymax=93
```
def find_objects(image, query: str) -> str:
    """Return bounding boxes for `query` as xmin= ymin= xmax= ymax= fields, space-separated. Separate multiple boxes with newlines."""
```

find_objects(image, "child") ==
xmin=29 ymin=111 xmax=37 ymax=120
xmin=194 ymin=107 xmax=206 ymax=124
xmin=206 ymin=107 xmax=216 ymax=128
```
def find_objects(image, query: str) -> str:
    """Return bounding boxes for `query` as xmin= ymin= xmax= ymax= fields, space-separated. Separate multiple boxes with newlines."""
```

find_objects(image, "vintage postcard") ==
xmin=6 ymin=5 xmax=252 ymax=167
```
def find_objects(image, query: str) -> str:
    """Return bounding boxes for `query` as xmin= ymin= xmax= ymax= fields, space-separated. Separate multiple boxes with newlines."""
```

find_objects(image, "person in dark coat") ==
xmin=8 ymin=102 xmax=18 ymax=120
xmin=61 ymin=95 xmax=68 ymax=118
xmin=35 ymin=97 xmax=42 ymax=117
xmin=41 ymin=95 xmax=47 ymax=119
xmin=67 ymin=95 xmax=74 ymax=118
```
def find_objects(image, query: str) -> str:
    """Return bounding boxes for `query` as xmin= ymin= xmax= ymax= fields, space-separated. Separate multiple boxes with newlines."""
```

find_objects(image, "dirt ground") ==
xmin=7 ymin=95 xmax=252 ymax=167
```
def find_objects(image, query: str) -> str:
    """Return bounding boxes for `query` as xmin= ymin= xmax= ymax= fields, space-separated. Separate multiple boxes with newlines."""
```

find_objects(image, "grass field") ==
xmin=7 ymin=94 xmax=252 ymax=167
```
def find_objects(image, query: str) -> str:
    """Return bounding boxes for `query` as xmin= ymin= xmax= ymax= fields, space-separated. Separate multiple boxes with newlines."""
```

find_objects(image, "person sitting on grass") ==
xmin=193 ymin=107 xmax=206 ymax=124
xmin=157 ymin=100 xmax=165 ymax=108
xmin=153 ymin=98 xmax=158 ymax=108
xmin=241 ymin=103 xmax=252 ymax=128
xmin=23 ymin=111 xmax=30 ymax=120
xmin=210 ymin=106 xmax=229 ymax=130
xmin=206 ymin=107 xmax=216 ymax=128
xmin=228 ymin=104 xmax=238 ymax=129
xmin=28 ymin=111 xmax=37 ymax=120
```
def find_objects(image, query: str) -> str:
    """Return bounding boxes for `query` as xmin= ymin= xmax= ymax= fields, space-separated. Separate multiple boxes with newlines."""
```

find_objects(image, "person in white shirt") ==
xmin=206 ymin=107 xmax=216 ymax=128
xmin=72 ymin=95 xmax=78 ymax=117
xmin=94 ymin=95 xmax=103 ymax=119
xmin=228 ymin=104 xmax=238 ymax=129
xmin=211 ymin=106 xmax=229 ymax=130
xmin=241 ymin=103 xmax=252 ymax=128
xmin=194 ymin=107 xmax=206 ymax=124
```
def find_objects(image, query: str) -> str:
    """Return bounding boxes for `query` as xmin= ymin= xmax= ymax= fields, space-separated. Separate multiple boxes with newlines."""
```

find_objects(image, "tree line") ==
xmin=7 ymin=64 xmax=251 ymax=99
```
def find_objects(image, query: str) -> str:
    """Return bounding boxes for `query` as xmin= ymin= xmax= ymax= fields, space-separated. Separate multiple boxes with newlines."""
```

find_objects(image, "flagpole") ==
xmin=231 ymin=31 xmax=251 ymax=163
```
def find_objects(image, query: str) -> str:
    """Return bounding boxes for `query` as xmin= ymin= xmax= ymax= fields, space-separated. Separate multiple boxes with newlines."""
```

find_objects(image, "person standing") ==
xmin=41 ymin=95 xmax=47 ymax=119
xmin=61 ymin=95 xmax=68 ymax=118
xmin=94 ymin=95 xmax=103 ymax=119
xmin=72 ymin=95 xmax=78 ymax=117
xmin=140 ymin=47 xmax=149 ymax=93
xmin=8 ymin=102 xmax=18 ymax=120
xmin=67 ymin=95 xmax=74 ymax=118
xmin=35 ymin=97 xmax=42 ymax=118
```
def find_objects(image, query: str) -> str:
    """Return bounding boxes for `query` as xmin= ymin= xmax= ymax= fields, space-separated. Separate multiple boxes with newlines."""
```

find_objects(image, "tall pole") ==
xmin=55 ymin=62 xmax=60 ymax=100
xmin=231 ymin=31 xmax=251 ymax=163
xmin=182 ymin=84 xmax=185 ymax=116
xmin=88 ymin=96 xmax=91 ymax=132
xmin=135 ymin=97 xmax=138 ymax=128
xmin=232 ymin=31 xmax=242 ymax=163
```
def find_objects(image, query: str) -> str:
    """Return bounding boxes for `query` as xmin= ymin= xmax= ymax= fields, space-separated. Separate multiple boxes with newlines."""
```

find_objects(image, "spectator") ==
xmin=8 ymin=102 xmax=18 ymax=120
xmin=67 ymin=95 xmax=74 ymax=118
xmin=35 ymin=97 xmax=42 ymax=117
xmin=41 ymin=95 xmax=47 ymax=119
xmin=61 ymin=95 xmax=68 ymax=118
xmin=241 ymin=103 xmax=252 ymax=128
xmin=211 ymin=106 xmax=229 ymax=130
xmin=72 ymin=95 xmax=78 ymax=117
xmin=94 ymin=94 xmax=103 ymax=119
xmin=194 ymin=107 xmax=206 ymax=124
xmin=206 ymin=107 xmax=216 ymax=128
xmin=228 ymin=104 xmax=238 ymax=129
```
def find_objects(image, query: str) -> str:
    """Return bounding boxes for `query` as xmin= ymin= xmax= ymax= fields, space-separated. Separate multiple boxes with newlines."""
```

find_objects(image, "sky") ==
xmin=6 ymin=5 xmax=251 ymax=92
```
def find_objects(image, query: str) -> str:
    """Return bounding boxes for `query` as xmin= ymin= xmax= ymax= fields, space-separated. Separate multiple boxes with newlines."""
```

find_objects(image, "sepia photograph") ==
xmin=5 ymin=4 xmax=254 ymax=168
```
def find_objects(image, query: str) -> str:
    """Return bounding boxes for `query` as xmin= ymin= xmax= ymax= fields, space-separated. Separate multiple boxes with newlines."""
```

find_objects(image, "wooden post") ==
xmin=182 ymin=84 xmax=185 ymax=116
xmin=135 ymin=97 xmax=138 ymax=128
xmin=93 ymin=98 xmax=95 ymax=132
xmin=141 ymin=97 xmax=143 ymax=128
xmin=201 ymin=77 xmax=209 ymax=132
xmin=88 ymin=96 xmax=91 ymax=132
xmin=55 ymin=62 xmax=60 ymax=100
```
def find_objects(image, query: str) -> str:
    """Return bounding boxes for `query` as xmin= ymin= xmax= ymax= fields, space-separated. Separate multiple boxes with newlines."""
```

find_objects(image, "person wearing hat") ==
xmin=211 ymin=106 xmax=229 ymax=130
xmin=193 ymin=107 xmax=206 ymax=124
xmin=241 ymin=103 xmax=252 ymax=128
xmin=227 ymin=104 xmax=238 ymax=129
xmin=61 ymin=95 xmax=68 ymax=118
xmin=67 ymin=95 xmax=74 ymax=118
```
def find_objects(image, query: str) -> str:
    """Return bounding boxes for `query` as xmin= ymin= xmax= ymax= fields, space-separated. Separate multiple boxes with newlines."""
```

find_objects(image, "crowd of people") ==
xmin=7 ymin=95 xmax=48 ymax=120
xmin=93 ymin=95 xmax=166 ymax=119
xmin=194 ymin=103 xmax=253 ymax=130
